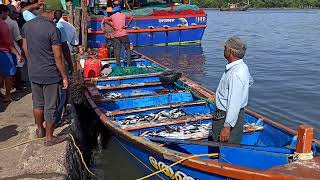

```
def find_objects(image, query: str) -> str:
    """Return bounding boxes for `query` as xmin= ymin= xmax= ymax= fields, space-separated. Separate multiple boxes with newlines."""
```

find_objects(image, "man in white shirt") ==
xmin=54 ymin=10 xmax=79 ymax=48
xmin=212 ymin=36 xmax=253 ymax=144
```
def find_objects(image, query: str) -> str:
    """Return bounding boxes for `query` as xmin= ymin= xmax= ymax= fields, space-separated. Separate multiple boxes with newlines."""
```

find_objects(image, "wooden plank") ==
xmin=106 ymin=100 xmax=207 ymax=116
xmin=86 ymin=72 xmax=162 ymax=82
xmin=97 ymin=82 xmax=163 ymax=90
xmin=101 ymin=89 xmax=171 ymax=102
xmin=124 ymin=114 xmax=213 ymax=131
xmin=87 ymin=86 xmax=101 ymax=103
xmin=99 ymin=58 xmax=144 ymax=63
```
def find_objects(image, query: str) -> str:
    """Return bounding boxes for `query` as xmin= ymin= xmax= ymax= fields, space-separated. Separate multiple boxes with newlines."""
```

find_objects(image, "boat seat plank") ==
xmin=91 ymin=72 xmax=162 ymax=82
xmin=101 ymin=90 xmax=174 ymax=102
xmin=97 ymin=82 xmax=163 ymax=90
xmin=123 ymin=114 xmax=213 ymax=131
xmin=106 ymin=100 xmax=207 ymax=116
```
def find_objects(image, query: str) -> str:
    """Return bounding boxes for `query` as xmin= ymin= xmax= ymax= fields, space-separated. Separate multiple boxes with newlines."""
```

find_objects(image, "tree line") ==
xmin=191 ymin=0 xmax=320 ymax=8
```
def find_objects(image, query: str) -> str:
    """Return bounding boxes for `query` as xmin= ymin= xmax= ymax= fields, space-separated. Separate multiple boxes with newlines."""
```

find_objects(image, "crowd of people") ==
xmin=0 ymin=0 xmax=79 ymax=146
xmin=0 ymin=0 xmax=134 ymax=146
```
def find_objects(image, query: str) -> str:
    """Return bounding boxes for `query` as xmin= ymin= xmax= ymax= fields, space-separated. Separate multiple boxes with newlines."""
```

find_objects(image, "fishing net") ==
xmin=172 ymin=4 xmax=200 ymax=12
xmin=122 ymin=4 xmax=201 ymax=17
xmin=109 ymin=66 xmax=163 ymax=76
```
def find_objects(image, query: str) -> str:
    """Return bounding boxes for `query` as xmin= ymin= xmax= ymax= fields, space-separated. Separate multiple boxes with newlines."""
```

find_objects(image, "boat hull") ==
xmin=87 ymin=14 xmax=207 ymax=48
xmin=115 ymin=136 xmax=230 ymax=180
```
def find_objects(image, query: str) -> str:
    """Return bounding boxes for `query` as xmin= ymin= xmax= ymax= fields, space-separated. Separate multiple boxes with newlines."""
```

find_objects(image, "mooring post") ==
xmin=81 ymin=0 xmax=88 ymax=49
xmin=67 ymin=1 xmax=74 ymax=25
xmin=295 ymin=125 xmax=313 ymax=160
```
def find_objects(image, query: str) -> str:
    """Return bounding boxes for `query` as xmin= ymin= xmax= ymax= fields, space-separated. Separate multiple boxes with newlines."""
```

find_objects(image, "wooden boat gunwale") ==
xmin=84 ymin=50 xmax=320 ymax=179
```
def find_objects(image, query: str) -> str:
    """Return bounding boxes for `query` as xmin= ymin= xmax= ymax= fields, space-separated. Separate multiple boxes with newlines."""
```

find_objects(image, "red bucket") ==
xmin=98 ymin=44 xmax=109 ymax=59
xmin=83 ymin=59 xmax=102 ymax=78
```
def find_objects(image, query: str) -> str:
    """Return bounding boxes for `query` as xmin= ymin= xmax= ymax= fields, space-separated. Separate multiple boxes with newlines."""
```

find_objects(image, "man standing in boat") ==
xmin=103 ymin=6 xmax=133 ymax=66
xmin=212 ymin=36 xmax=253 ymax=144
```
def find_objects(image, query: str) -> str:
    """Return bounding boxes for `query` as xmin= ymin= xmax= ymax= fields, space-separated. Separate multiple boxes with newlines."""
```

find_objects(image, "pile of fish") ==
xmin=118 ymin=109 xmax=186 ymax=127
xmin=102 ymin=92 xmax=123 ymax=100
xmin=141 ymin=123 xmax=211 ymax=140
xmin=243 ymin=123 xmax=264 ymax=133
xmin=136 ymin=64 xmax=150 ymax=68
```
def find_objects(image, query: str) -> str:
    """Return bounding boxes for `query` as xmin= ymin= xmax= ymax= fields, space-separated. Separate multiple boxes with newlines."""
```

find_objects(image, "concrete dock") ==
xmin=0 ymin=93 xmax=84 ymax=179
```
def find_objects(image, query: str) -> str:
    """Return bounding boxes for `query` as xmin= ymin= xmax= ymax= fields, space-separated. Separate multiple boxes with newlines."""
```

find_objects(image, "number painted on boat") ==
xmin=159 ymin=19 xmax=175 ymax=23
xmin=196 ymin=17 xmax=206 ymax=22
xmin=149 ymin=156 xmax=197 ymax=180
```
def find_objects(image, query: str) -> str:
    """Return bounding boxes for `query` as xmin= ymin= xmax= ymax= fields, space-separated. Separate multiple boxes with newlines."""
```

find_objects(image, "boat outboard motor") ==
xmin=159 ymin=70 xmax=182 ymax=84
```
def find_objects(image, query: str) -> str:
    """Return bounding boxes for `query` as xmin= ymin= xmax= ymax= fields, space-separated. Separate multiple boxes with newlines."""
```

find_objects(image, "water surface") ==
xmin=94 ymin=9 xmax=320 ymax=179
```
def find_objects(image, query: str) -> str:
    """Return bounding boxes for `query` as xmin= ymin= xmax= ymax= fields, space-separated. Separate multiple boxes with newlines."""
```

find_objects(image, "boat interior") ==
xmin=91 ymin=54 xmax=319 ymax=171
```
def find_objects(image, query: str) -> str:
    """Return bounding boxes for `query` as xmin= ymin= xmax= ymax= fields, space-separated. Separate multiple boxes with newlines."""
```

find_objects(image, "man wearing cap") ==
xmin=212 ymin=36 xmax=254 ymax=144
xmin=21 ymin=0 xmax=68 ymax=146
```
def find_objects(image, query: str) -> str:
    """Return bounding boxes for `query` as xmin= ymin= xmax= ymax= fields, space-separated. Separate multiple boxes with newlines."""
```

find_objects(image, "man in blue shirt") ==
xmin=212 ymin=36 xmax=253 ymax=144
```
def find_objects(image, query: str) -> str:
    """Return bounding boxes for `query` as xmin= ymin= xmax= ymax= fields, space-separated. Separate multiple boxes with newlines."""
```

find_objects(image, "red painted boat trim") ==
xmin=89 ymin=14 xmax=207 ymax=21
xmin=88 ymin=25 xmax=207 ymax=35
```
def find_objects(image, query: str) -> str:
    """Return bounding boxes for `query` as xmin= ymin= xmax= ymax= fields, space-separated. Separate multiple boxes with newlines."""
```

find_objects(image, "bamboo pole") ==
xmin=81 ymin=0 xmax=88 ymax=49
xmin=67 ymin=1 xmax=74 ymax=25
xmin=74 ymin=8 xmax=81 ymax=38
xmin=74 ymin=7 xmax=82 ymax=72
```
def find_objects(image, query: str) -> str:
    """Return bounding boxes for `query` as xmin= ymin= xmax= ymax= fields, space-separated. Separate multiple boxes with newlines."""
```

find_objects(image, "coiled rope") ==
xmin=293 ymin=152 xmax=314 ymax=161
xmin=0 ymin=133 xmax=96 ymax=177
xmin=136 ymin=153 xmax=219 ymax=180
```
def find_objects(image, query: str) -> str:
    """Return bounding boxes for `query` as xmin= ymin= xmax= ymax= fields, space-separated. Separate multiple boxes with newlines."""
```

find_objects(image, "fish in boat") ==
xmin=84 ymin=51 xmax=320 ymax=179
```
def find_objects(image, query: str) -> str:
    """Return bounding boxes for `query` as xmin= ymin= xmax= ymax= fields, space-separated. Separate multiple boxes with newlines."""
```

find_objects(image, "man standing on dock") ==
xmin=103 ymin=9 xmax=133 ymax=66
xmin=0 ymin=4 xmax=22 ymax=102
xmin=212 ymin=36 xmax=253 ymax=144
xmin=21 ymin=2 xmax=68 ymax=146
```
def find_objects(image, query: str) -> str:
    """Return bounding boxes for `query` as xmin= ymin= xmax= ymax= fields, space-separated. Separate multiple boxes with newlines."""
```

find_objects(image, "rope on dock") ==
xmin=0 ymin=133 xmax=96 ymax=177
xmin=136 ymin=153 xmax=219 ymax=180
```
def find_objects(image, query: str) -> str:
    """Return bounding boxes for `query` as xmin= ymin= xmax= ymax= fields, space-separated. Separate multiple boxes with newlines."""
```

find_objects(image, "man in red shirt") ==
xmin=103 ymin=10 xmax=133 ymax=65
xmin=0 ymin=4 xmax=21 ymax=102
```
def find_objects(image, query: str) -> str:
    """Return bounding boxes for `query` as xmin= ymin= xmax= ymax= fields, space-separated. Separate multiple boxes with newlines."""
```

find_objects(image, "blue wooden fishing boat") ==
xmin=84 ymin=51 xmax=320 ymax=179
xmin=87 ymin=2 xmax=207 ymax=48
